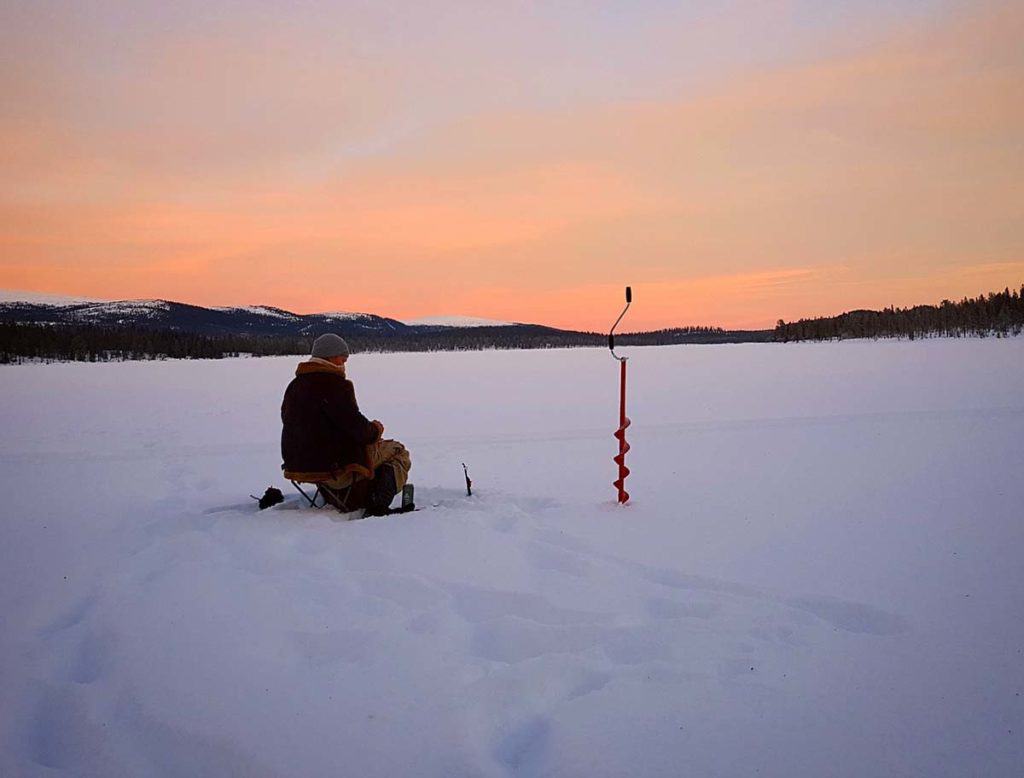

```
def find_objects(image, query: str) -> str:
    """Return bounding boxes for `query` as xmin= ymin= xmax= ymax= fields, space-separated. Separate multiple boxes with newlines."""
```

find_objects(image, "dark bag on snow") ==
xmin=253 ymin=487 xmax=285 ymax=510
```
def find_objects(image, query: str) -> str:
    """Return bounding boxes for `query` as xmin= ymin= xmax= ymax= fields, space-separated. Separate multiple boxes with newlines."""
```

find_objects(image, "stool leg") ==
xmin=291 ymin=481 xmax=319 ymax=508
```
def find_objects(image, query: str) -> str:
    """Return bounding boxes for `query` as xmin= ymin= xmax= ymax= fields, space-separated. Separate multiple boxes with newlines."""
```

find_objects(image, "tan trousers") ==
xmin=324 ymin=439 xmax=411 ymax=492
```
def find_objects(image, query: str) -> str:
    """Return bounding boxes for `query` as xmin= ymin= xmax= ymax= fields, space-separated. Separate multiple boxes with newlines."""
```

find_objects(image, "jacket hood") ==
xmin=295 ymin=358 xmax=347 ymax=378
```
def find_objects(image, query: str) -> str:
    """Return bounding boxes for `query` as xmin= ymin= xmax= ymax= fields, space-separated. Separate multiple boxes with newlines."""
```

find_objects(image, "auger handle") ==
xmin=609 ymin=286 xmax=632 ymax=361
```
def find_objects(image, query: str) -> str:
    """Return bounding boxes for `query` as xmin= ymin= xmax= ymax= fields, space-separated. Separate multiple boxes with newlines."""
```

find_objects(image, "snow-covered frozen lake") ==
xmin=2 ymin=339 xmax=1022 ymax=776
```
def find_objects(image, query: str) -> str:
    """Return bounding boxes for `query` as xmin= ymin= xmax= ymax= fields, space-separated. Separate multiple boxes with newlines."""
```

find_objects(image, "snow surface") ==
xmin=403 ymin=315 xmax=516 ymax=327
xmin=1 ymin=339 xmax=1022 ymax=776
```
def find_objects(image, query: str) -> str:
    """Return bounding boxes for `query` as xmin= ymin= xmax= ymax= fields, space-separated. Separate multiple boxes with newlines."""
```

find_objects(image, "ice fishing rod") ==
xmin=609 ymin=286 xmax=632 ymax=504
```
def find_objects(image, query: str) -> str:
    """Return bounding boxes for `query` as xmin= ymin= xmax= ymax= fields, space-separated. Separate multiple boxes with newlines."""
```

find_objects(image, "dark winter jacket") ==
xmin=281 ymin=359 xmax=382 ymax=481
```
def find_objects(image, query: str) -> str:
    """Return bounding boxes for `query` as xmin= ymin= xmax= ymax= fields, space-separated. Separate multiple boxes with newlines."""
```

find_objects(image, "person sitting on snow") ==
xmin=281 ymin=333 xmax=411 ymax=515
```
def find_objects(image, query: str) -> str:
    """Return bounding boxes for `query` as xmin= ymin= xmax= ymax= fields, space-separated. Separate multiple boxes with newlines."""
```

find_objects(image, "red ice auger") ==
xmin=609 ymin=286 xmax=632 ymax=504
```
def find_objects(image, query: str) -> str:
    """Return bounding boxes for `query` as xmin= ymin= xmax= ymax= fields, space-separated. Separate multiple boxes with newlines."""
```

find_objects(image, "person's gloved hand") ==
xmin=371 ymin=420 xmax=385 ymax=441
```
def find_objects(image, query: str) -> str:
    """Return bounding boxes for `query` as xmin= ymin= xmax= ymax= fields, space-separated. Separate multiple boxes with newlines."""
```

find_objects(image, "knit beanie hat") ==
xmin=311 ymin=333 xmax=350 ymax=359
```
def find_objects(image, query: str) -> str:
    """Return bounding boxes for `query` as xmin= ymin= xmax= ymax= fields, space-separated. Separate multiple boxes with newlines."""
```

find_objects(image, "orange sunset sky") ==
xmin=1 ymin=0 xmax=1022 ymax=330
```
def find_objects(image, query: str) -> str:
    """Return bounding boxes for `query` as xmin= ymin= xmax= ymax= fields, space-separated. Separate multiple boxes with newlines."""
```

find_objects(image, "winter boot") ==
xmin=363 ymin=464 xmax=398 ymax=517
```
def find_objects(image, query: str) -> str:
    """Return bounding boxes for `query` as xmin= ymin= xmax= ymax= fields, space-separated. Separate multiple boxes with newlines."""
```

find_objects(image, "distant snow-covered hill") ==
xmin=401 ymin=315 xmax=516 ymax=328
xmin=0 ymin=297 xmax=416 ymax=337
xmin=0 ymin=290 xmax=100 ymax=305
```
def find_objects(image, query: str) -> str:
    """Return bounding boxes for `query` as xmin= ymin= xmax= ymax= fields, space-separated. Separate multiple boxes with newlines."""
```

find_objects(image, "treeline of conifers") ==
xmin=0 ymin=324 xmax=309 ymax=363
xmin=774 ymin=286 xmax=1024 ymax=342
xmin=0 ymin=323 xmax=765 ymax=363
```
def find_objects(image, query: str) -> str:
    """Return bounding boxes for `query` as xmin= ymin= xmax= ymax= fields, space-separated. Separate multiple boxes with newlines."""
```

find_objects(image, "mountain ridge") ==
xmin=0 ymin=297 xmax=415 ymax=338
xmin=0 ymin=295 xmax=773 ymax=363
xmin=0 ymin=295 xmax=532 ymax=334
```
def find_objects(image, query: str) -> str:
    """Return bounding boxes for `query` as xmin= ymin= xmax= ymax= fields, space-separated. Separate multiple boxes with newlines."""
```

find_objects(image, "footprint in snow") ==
xmin=25 ymin=683 xmax=95 ymax=770
xmin=494 ymin=714 xmax=551 ymax=773
xmin=37 ymin=595 xmax=98 ymax=637
xmin=356 ymin=572 xmax=447 ymax=610
xmin=290 ymin=628 xmax=375 ymax=666
xmin=612 ymin=557 xmax=908 ymax=637
xmin=63 ymin=626 xmax=115 ymax=685
xmin=524 ymin=539 xmax=592 ymax=578
xmin=446 ymin=583 xmax=606 ymax=627
xmin=646 ymin=596 xmax=720 ymax=621
xmin=786 ymin=596 xmax=909 ymax=636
